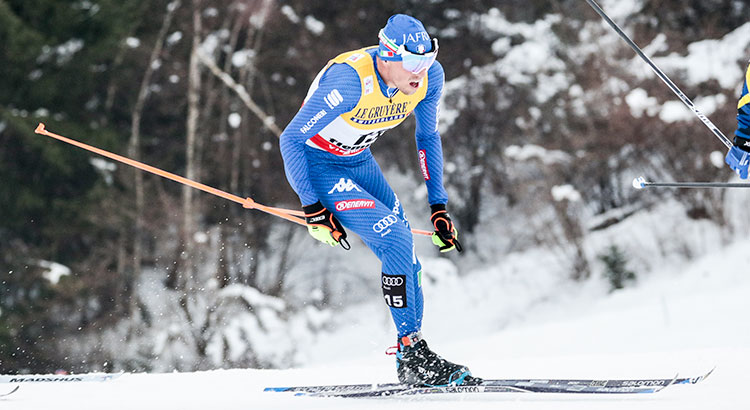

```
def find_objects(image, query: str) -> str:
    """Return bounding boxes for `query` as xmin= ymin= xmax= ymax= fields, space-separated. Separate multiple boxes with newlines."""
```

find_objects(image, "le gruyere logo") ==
xmin=350 ymin=102 xmax=410 ymax=125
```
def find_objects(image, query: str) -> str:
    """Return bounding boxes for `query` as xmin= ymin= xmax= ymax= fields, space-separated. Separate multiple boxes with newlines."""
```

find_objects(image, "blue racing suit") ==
xmin=737 ymin=62 xmax=750 ymax=140
xmin=279 ymin=47 xmax=448 ymax=337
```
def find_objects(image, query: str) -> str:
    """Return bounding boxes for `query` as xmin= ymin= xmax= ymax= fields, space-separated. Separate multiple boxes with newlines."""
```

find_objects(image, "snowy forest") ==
xmin=1 ymin=0 xmax=749 ymax=375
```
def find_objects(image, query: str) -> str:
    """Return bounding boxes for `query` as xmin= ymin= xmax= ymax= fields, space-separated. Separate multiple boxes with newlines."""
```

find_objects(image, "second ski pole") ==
xmin=632 ymin=176 xmax=750 ymax=189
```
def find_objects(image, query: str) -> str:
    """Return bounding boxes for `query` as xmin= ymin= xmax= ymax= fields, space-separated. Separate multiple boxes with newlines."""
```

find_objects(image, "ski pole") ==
xmin=33 ymin=123 xmax=433 ymax=236
xmin=632 ymin=176 xmax=750 ymax=189
xmin=584 ymin=0 xmax=732 ymax=149
xmin=35 ymin=123 xmax=308 ymax=224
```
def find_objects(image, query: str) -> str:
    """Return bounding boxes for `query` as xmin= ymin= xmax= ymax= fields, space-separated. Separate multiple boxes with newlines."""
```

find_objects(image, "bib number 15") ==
xmin=384 ymin=294 xmax=404 ymax=308
xmin=381 ymin=273 xmax=407 ymax=308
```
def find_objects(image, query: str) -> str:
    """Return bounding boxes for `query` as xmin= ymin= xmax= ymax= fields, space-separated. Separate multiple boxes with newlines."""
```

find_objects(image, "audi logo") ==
xmin=372 ymin=214 xmax=398 ymax=233
xmin=382 ymin=276 xmax=404 ymax=286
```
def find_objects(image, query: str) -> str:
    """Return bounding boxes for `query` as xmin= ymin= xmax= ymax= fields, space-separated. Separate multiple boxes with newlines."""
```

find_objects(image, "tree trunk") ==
xmin=128 ymin=0 xmax=180 ymax=301
xmin=178 ymin=0 xmax=202 ymax=290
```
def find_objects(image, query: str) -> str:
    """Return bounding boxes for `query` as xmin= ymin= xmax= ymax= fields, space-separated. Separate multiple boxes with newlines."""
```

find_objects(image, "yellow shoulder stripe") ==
xmin=738 ymin=65 xmax=750 ymax=109
xmin=739 ymin=94 xmax=750 ymax=110
xmin=737 ymin=66 xmax=750 ymax=110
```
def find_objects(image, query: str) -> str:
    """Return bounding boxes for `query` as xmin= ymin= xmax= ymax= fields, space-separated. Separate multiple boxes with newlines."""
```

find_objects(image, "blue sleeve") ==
xmin=279 ymin=63 xmax=361 ymax=206
xmin=736 ymin=63 xmax=750 ymax=140
xmin=413 ymin=61 xmax=449 ymax=205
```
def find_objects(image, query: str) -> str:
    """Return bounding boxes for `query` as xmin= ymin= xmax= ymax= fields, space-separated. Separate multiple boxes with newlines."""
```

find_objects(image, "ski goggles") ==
xmin=378 ymin=29 xmax=439 ymax=74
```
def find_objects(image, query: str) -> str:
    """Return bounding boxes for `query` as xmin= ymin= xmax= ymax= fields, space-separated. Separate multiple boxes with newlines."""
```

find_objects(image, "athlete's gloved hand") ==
xmin=303 ymin=201 xmax=349 ymax=249
xmin=726 ymin=136 xmax=750 ymax=179
xmin=430 ymin=204 xmax=463 ymax=253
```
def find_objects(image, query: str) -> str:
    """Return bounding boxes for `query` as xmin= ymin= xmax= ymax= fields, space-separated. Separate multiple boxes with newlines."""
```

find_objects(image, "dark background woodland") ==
xmin=1 ymin=0 xmax=748 ymax=373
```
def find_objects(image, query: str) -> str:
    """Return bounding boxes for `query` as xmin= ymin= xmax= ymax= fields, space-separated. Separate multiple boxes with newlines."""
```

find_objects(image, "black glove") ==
xmin=303 ymin=201 xmax=349 ymax=249
xmin=430 ymin=204 xmax=463 ymax=253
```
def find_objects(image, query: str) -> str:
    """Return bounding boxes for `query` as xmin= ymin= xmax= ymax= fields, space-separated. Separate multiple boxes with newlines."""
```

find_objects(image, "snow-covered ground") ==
xmin=3 ymin=235 xmax=749 ymax=409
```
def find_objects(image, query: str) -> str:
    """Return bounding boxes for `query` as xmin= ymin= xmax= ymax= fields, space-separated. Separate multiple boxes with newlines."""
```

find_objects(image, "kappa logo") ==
xmin=328 ymin=178 xmax=362 ymax=194
xmin=335 ymin=199 xmax=375 ymax=211
xmin=324 ymin=89 xmax=343 ymax=110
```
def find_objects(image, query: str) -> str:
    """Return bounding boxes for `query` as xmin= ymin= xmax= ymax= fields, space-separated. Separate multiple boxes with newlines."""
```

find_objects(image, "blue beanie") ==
xmin=378 ymin=14 xmax=432 ymax=61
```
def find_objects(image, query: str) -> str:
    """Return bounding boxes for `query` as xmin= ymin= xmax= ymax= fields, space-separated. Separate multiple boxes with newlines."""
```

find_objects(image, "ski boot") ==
xmin=395 ymin=332 xmax=482 ymax=386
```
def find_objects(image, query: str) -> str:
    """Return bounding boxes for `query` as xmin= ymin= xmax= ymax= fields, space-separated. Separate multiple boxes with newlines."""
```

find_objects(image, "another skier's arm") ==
xmin=725 ymin=62 xmax=750 ymax=178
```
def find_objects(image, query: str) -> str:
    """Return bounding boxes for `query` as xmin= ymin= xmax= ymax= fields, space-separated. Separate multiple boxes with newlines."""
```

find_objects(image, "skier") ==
xmin=279 ymin=14 xmax=478 ymax=386
xmin=725 ymin=61 xmax=750 ymax=178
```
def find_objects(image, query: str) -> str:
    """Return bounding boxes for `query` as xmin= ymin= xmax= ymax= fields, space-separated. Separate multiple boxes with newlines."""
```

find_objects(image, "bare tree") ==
xmin=178 ymin=0 xmax=204 ymax=292
xmin=127 ymin=0 xmax=181 ymax=309
xmin=196 ymin=49 xmax=282 ymax=137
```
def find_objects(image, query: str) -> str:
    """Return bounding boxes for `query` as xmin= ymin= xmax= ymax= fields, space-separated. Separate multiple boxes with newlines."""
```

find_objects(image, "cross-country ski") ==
xmin=0 ymin=373 xmax=123 ymax=384
xmin=0 ymin=386 xmax=19 ymax=398
xmin=266 ymin=368 xmax=714 ymax=397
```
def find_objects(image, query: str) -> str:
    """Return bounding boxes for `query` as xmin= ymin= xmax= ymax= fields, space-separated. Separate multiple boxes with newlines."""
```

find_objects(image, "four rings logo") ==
xmin=372 ymin=214 xmax=398 ymax=233
xmin=382 ymin=276 xmax=404 ymax=287
xmin=335 ymin=199 xmax=375 ymax=212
